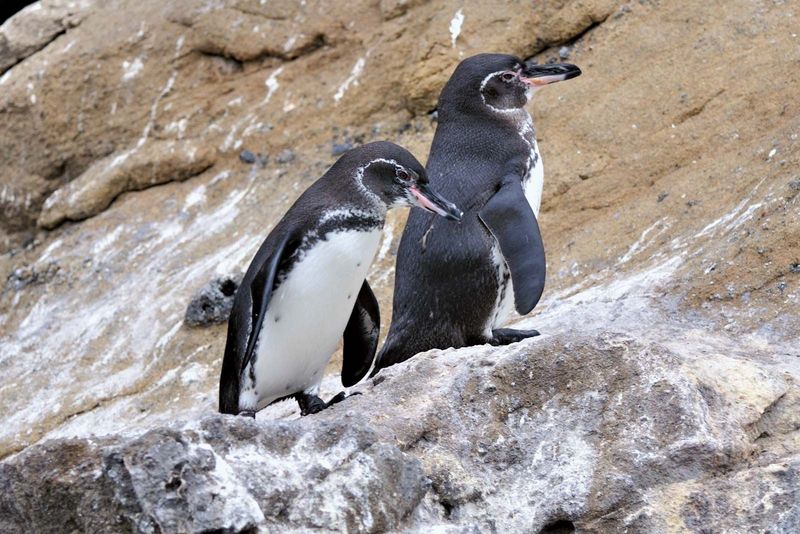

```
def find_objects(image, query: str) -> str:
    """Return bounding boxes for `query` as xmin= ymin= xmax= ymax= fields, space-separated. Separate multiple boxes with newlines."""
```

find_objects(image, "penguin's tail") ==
xmin=369 ymin=341 xmax=412 ymax=378
xmin=218 ymin=381 xmax=240 ymax=415
xmin=218 ymin=330 xmax=242 ymax=415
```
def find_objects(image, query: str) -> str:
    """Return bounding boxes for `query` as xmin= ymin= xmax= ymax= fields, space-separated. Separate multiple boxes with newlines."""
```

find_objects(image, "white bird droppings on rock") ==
xmin=334 ymin=57 xmax=365 ymax=103
xmin=122 ymin=57 xmax=144 ymax=81
xmin=264 ymin=66 xmax=283 ymax=104
xmin=449 ymin=9 xmax=464 ymax=48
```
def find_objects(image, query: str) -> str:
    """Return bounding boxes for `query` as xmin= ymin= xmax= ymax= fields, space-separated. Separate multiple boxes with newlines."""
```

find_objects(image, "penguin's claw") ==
xmin=237 ymin=410 xmax=257 ymax=418
xmin=326 ymin=391 xmax=347 ymax=406
xmin=490 ymin=328 xmax=540 ymax=346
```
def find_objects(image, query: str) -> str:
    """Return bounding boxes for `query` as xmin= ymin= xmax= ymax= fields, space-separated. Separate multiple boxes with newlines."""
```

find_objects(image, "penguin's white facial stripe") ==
xmin=357 ymin=157 xmax=424 ymax=209
xmin=359 ymin=158 xmax=408 ymax=178
xmin=355 ymin=158 xmax=400 ymax=210
xmin=479 ymin=70 xmax=530 ymax=114
xmin=479 ymin=70 xmax=506 ymax=93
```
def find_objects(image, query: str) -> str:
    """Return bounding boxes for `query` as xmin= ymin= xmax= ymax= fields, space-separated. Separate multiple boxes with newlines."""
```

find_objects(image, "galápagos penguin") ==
xmin=373 ymin=53 xmax=581 ymax=372
xmin=219 ymin=141 xmax=462 ymax=417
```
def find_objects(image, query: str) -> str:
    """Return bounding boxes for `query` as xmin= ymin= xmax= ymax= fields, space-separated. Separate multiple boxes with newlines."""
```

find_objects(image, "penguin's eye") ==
xmin=501 ymin=72 xmax=516 ymax=82
xmin=396 ymin=169 xmax=410 ymax=182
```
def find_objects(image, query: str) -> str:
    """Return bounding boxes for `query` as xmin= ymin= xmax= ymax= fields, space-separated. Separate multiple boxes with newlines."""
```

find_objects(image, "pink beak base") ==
xmin=521 ymin=74 xmax=569 ymax=87
xmin=409 ymin=186 xmax=448 ymax=217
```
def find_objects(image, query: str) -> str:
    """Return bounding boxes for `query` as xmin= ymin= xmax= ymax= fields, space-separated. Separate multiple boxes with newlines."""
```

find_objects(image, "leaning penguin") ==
xmin=374 ymin=54 xmax=581 ymax=372
xmin=219 ymin=141 xmax=462 ymax=417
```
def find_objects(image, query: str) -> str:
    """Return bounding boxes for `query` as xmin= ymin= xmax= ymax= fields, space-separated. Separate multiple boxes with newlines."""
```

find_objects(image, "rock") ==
xmin=331 ymin=141 xmax=354 ymax=156
xmin=0 ymin=0 xmax=799 ymax=531
xmin=598 ymin=457 xmax=800 ymax=533
xmin=0 ymin=173 xmax=50 ymax=244
xmin=37 ymin=139 xmax=216 ymax=229
xmin=0 ymin=0 xmax=93 ymax=73
xmin=276 ymin=148 xmax=295 ymax=164
xmin=0 ymin=414 xmax=428 ymax=533
xmin=186 ymin=6 xmax=331 ymax=63
xmin=184 ymin=275 xmax=240 ymax=327
xmin=379 ymin=0 xmax=429 ymax=21
xmin=5 ymin=261 xmax=59 ymax=291
xmin=1 ymin=333 xmax=798 ymax=532
xmin=238 ymin=149 xmax=257 ymax=164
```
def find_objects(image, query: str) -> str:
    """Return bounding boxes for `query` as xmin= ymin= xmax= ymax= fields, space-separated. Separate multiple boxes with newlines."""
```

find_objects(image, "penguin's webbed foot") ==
xmin=297 ymin=393 xmax=328 ymax=416
xmin=490 ymin=328 xmax=540 ymax=346
xmin=297 ymin=391 xmax=359 ymax=416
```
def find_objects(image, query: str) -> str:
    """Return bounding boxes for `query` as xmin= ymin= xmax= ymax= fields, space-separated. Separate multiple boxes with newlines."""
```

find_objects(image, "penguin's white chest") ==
xmin=523 ymin=139 xmax=544 ymax=218
xmin=240 ymin=228 xmax=382 ymax=410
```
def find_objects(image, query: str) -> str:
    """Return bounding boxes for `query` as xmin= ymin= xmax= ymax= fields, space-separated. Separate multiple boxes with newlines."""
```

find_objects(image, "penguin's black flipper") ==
xmin=219 ymin=232 xmax=295 ymax=414
xmin=341 ymin=280 xmax=380 ymax=387
xmin=479 ymin=174 xmax=546 ymax=315
xmin=241 ymin=232 xmax=294 ymax=377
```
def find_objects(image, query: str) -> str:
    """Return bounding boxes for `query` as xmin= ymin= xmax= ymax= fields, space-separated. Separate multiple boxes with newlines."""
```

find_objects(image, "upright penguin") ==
xmin=374 ymin=54 xmax=581 ymax=371
xmin=219 ymin=141 xmax=462 ymax=416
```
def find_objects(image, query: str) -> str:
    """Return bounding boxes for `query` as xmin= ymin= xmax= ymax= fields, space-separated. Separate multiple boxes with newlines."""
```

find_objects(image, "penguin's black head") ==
xmin=353 ymin=141 xmax=462 ymax=221
xmin=439 ymin=53 xmax=581 ymax=116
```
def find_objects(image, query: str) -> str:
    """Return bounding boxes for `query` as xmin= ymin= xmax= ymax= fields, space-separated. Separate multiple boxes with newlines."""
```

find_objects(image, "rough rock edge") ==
xmin=0 ymin=0 xmax=94 ymax=75
xmin=1 ymin=333 xmax=797 ymax=533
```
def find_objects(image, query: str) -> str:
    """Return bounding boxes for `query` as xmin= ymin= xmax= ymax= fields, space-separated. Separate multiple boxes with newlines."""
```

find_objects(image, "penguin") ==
xmin=373 ymin=53 xmax=581 ymax=372
xmin=219 ymin=141 xmax=462 ymax=417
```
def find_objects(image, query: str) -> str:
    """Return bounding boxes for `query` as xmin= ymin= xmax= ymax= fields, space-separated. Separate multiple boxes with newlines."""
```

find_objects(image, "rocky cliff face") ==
xmin=0 ymin=0 xmax=798 ymax=532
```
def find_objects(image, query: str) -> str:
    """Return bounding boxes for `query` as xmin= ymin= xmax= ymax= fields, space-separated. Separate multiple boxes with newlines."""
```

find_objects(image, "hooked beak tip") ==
xmin=447 ymin=209 xmax=464 ymax=222
xmin=409 ymin=186 xmax=462 ymax=221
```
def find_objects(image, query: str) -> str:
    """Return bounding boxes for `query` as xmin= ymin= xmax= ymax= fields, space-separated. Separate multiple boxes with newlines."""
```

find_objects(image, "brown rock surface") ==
xmin=0 ymin=0 xmax=93 ymax=73
xmin=38 ymin=139 xmax=216 ymax=228
xmin=0 ymin=0 xmax=798 ymax=531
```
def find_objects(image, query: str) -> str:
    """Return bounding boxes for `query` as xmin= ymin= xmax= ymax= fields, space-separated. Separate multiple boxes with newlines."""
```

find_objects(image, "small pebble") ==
xmin=239 ymin=150 xmax=257 ymax=164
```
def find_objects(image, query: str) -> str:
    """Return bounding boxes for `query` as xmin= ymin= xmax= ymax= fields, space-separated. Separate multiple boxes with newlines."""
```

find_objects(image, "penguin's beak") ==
xmin=409 ymin=184 xmax=463 ymax=221
xmin=520 ymin=62 xmax=581 ymax=86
